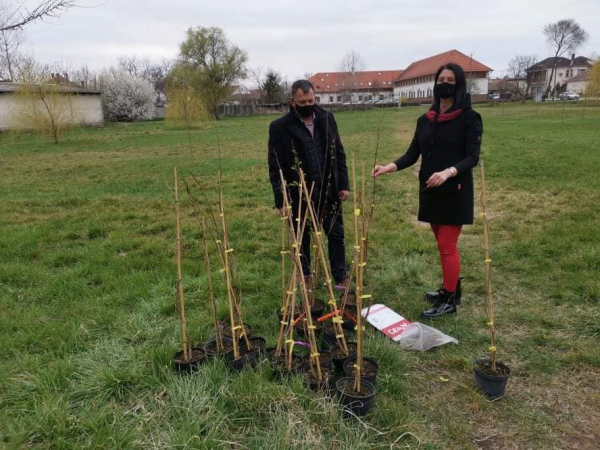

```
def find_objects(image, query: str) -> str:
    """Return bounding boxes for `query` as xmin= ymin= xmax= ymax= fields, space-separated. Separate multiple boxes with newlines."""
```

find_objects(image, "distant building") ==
xmin=393 ymin=50 xmax=492 ymax=104
xmin=488 ymin=78 xmax=525 ymax=100
xmin=228 ymin=85 xmax=264 ymax=105
xmin=566 ymin=69 xmax=592 ymax=94
xmin=310 ymin=70 xmax=403 ymax=104
xmin=0 ymin=82 xmax=104 ymax=131
xmin=526 ymin=55 xmax=592 ymax=96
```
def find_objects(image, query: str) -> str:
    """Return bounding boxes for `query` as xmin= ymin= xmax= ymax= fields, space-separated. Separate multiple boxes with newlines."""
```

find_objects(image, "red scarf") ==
xmin=426 ymin=109 xmax=464 ymax=123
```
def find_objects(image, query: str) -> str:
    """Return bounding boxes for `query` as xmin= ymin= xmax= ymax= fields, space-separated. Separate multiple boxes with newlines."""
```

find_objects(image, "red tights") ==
xmin=430 ymin=224 xmax=462 ymax=292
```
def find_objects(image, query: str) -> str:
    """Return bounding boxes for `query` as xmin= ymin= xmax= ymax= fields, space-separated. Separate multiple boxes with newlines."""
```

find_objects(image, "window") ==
xmin=379 ymin=95 xmax=384 ymax=100
xmin=316 ymin=96 xmax=321 ymax=102
xmin=329 ymin=96 xmax=333 ymax=102
xmin=358 ymin=95 xmax=363 ymax=101
xmin=337 ymin=96 xmax=342 ymax=102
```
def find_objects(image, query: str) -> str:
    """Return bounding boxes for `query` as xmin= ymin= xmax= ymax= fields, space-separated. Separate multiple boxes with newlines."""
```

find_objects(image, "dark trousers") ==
xmin=295 ymin=199 xmax=347 ymax=284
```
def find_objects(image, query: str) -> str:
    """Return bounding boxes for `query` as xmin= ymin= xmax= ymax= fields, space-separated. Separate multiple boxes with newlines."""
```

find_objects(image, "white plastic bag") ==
xmin=396 ymin=322 xmax=458 ymax=351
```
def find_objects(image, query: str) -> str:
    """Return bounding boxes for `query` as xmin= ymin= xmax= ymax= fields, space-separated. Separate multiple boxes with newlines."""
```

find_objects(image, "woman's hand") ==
xmin=426 ymin=169 xmax=453 ymax=188
xmin=371 ymin=163 xmax=397 ymax=179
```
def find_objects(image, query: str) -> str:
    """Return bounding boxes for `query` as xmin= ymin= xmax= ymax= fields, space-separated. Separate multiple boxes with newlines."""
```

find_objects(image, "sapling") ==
xmin=201 ymin=217 xmax=223 ymax=352
xmin=479 ymin=161 xmax=498 ymax=371
xmin=173 ymin=167 xmax=191 ymax=361
xmin=299 ymin=169 xmax=349 ymax=356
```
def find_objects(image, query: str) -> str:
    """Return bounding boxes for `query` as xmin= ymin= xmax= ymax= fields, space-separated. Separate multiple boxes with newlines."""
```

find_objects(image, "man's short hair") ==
xmin=291 ymin=79 xmax=314 ymax=97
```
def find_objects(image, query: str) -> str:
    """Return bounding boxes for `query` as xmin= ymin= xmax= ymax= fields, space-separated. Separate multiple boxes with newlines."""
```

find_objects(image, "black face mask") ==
xmin=434 ymin=82 xmax=456 ymax=99
xmin=294 ymin=103 xmax=315 ymax=118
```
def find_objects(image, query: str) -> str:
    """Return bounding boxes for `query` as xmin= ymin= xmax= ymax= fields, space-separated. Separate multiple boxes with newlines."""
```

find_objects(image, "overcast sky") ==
xmin=19 ymin=0 xmax=600 ymax=83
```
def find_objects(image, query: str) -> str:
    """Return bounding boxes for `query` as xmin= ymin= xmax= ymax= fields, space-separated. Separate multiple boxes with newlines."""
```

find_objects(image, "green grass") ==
xmin=1 ymin=101 xmax=599 ymax=449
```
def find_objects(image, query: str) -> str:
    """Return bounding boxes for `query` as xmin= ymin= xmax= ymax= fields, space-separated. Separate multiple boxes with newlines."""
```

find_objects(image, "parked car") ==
xmin=489 ymin=94 xmax=500 ymax=101
xmin=559 ymin=92 xmax=580 ymax=100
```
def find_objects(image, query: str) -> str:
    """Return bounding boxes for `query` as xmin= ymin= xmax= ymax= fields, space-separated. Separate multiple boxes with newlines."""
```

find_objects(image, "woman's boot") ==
xmin=421 ymin=289 xmax=458 ymax=319
xmin=425 ymin=277 xmax=462 ymax=305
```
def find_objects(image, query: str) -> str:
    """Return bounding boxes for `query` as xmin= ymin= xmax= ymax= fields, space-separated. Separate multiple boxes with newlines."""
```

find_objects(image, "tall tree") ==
xmin=178 ymin=26 xmax=247 ymax=119
xmin=0 ymin=1 xmax=76 ymax=31
xmin=508 ymin=54 xmax=537 ymax=100
xmin=337 ymin=50 xmax=367 ymax=102
xmin=261 ymin=69 xmax=284 ymax=103
xmin=543 ymin=19 xmax=589 ymax=96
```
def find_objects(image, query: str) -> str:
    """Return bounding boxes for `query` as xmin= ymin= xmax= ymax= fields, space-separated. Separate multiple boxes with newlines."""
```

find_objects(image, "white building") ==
xmin=566 ymin=69 xmax=592 ymax=95
xmin=526 ymin=55 xmax=592 ymax=96
xmin=393 ymin=50 xmax=491 ymax=104
xmin=0 ymin=82 xmax=104 ymax=131
xmin=310 ymin=70 xmax=403 ymax=105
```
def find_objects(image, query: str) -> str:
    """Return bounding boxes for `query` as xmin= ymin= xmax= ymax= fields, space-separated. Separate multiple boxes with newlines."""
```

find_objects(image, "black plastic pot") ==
xmin=240 ymin=336 xmax=267 ymax=355
xmin=301 ymin=350 xmax=333 ymax=371
xmin=172 ymin=347 xmax=206 ymax=372
xmin=330 ymin=342 xmax=357 ymax=373
xmin=336 ymin=377 xmax=377 ymax=416
xmin=343 ymin=356 xmax=379 ymax=386
xmin=203 ymin=336 xmax=234 ymax=359
xmin=304 ymin=367 xmax=335 ymax=393
xmin=222 ymin=322 xmax=252 ymax=339
xmin=267 ymin=348 xmax=304 ymax=378
xmin=473 ymin=358 xmax=511 ymax=400
xmin=227 ymin=348 xmax=258 ymax=371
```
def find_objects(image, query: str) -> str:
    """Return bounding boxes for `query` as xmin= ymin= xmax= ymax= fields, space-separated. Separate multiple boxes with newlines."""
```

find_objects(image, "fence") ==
xmin=217 ymin=102 xmax=401 ymax=117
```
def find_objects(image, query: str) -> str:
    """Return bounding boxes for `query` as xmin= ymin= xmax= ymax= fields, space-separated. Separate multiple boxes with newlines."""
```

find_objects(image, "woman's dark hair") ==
xmin=432 ymin=63 xmax=467 ymax=112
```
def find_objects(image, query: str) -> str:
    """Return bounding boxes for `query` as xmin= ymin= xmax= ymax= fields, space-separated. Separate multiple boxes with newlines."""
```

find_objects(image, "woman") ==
xmin=372 ymin=63 xmax=482 ymax=319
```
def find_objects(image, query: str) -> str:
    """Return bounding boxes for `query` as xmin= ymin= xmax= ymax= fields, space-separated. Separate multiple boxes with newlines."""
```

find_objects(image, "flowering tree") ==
xmin=100 ymin=68 xmax=155 ymax=121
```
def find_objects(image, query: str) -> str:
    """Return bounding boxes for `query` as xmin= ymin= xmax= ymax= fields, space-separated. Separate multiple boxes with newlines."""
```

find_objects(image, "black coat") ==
xmin=394 ymin=94 xmax=483 ymax=225
xmin=268 ymin=105 xmax=349 ymax=209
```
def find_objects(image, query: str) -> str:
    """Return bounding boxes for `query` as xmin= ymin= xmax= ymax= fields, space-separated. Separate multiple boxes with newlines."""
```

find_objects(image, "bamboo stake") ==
xmin=217 ymin=161 xmax=241 ymax=360
xmin=479 ymin=162 xmax=497 ymax=371
xmin=352 ymin=157 xmax=365 ymax=392
xmin=174 ymin=167 xmax=190 ymax=361
xmin=298 ymin=170 xmax=348 ymax=356
xmin=201 ymin=217 xmax=222 ymax=351
xmin=281 ymin=172 xmax=322 ymax=378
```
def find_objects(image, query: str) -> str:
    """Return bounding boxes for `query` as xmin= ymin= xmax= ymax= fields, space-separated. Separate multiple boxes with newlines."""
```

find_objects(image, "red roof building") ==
xmin=393 ymin=50 xmax=492 ymax=104
xmin=308 ymin=50 xmax=492 ymax=106
xmin=309 ymin=70 xmax=403 ymax=104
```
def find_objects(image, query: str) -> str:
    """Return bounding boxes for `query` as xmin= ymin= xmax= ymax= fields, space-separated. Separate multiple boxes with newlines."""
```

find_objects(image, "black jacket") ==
xmin=268 ymin=105 xmax=349 ymax=209
xmin=394 ymin=94 xmax=483 ymax=225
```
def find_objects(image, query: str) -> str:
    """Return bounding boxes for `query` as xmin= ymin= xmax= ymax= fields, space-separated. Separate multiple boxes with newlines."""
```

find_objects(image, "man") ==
xmin=268 ymin=79 xmax=350 ymax=288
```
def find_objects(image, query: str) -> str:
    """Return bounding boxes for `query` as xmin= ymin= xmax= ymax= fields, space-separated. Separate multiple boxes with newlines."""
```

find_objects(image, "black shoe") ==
xmin=425 ymin=277 xmax=462 ymax=305
xmin=421 ymin=290 xmax=458 ymax=319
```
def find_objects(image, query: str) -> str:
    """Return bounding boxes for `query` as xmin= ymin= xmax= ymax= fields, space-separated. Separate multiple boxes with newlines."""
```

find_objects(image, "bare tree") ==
xmin=0 ymin=1 xmax=76 ymax=31
xmin=337 ymin=50 xmax=367 ymax=102
xmin=0 ymin=28 xmax=26 ymax=80
xmin=508 ymin=54 xmax=537 ymax=100
xmin=248 ymin=66 xmax=264 ymax=88
xmin=543 ymin=19 xmax=589 ymax=96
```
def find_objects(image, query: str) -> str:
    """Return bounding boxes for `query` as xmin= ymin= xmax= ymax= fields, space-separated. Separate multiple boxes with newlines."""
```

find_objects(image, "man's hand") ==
xmin=338 ymin=190 xmax=350 ymax=201
xmin=426 ymin=169 xmax=453 ymax=188
xmin=278 ymin=207 xmax=286 ymax=216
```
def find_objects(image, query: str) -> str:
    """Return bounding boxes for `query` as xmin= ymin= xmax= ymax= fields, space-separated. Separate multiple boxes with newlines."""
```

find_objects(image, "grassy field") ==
xmin=1 ymin=101 xmax=599 ymax=449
